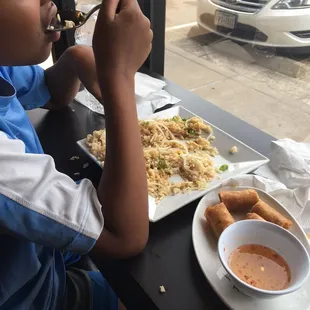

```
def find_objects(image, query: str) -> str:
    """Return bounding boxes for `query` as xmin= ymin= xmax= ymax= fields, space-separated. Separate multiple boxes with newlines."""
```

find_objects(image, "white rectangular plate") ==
xmin=192 ymin=186 xmax=310 ymax=310
xmin=77 ymin=106 xmax=269 ymax=222
xmin=214 ymin=10 xmax=237 ymax=29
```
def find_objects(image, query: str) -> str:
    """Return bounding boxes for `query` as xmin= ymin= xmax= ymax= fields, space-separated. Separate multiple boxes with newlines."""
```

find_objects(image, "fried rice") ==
xmin=85 ymin=116 xmax=218 ymax=201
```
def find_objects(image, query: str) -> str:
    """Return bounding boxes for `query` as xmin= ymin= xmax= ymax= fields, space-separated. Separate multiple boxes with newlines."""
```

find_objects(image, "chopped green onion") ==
xmin=219 ymin=164 xmax=229 ymax=172
xmin=172 ymin=116 xmax=179 ymax=122
xmin=157 ymin=159 xmax=168 ymax=169
xmin=187 ymin=128 xmax=197 ymax=135
xmin=182 ymin=118 xmax=187 ymax=122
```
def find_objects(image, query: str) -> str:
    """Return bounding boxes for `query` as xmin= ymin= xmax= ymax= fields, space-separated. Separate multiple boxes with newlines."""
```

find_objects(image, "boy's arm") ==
xmin=90 ymin=0 xmax=153 ymax=258
xmin=44 ymin=46 xmax=101 ymax=110
xmin=0 ymin=132 xmax=104 ymax=255
xmin=0 ymin=0 xmax=151 ymax=260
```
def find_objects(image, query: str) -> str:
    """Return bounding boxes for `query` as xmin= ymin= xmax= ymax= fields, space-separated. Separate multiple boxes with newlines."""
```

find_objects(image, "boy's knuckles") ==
xmin=123 ymin=9 xmax=140 ymax=22
xmin=149 ymin=30 xmax=154 ymax=41
xmin=144 ymin=17 xmax=151 ymax=28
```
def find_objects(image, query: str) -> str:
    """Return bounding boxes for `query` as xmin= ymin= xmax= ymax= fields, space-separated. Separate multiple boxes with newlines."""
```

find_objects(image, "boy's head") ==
xmin=0 ymin=0 xmax=60 ymax=66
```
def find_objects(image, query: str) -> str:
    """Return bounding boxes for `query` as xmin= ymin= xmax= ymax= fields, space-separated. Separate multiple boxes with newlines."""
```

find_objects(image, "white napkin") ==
xmin=75 ymin=72 xmax=180 ymax=118
xmin=246 ymin=138 xmax=310 ymax=232
xmin=256 ymin=139 xmax=310 ymax=188
xmin=221 ymin=175 xmax=310 ymax=232
xmin=135 ymin=73 xmax=166 ymax=98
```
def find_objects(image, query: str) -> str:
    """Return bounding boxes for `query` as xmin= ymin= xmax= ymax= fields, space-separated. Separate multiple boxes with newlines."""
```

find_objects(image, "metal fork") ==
xmin=46 ymin=4 xmax=101 ymax=32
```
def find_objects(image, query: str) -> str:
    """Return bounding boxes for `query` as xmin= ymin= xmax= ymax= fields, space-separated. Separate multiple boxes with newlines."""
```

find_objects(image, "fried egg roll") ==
xmin=219 ymin=189 xmax=259 ymax=212
xmin=204 ymin=202 xmax=235 ymax=238
xmin=246 ymin=212 xmax=266 ymax=221
xmin=251 ymin=200 xmax=293 ymax=229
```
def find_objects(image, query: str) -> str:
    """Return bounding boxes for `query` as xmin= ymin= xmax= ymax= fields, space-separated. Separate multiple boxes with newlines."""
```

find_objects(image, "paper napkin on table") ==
xmin=75 ymin=72 xmax=180 ymax=118
xmin=243 ymin=138 xmax=310 ymax=232
xmin=255 ymin=139 xmax=310 ymax=188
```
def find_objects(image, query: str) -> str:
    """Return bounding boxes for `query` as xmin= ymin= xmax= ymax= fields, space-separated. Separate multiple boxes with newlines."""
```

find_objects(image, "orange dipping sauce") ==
xmin=228 ymin=244 xmax=291 ymax=291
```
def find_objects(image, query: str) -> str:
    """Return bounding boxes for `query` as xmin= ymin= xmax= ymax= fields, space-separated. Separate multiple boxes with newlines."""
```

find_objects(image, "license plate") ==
xmin=214 ymin=11 xmax=237 ymax=29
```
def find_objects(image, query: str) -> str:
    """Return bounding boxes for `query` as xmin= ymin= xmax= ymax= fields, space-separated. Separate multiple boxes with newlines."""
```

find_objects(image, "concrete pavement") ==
xmin=165 ymin=0 xmax=310 ymax=142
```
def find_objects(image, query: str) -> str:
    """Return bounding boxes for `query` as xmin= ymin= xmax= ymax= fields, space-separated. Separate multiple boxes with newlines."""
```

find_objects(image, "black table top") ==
xmin=28 ymin=74 xmax=274 ymax=310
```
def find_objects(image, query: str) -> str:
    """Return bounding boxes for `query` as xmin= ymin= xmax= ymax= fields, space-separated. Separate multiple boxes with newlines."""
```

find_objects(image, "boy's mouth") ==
xmin=46 ymin=16 xmax=58 ymax=31
xmin=43 ymin=2 xmax=58 ymax=32
xmin=45 ymin=16 xmax=61 ymax=42
xmin=45 ymin=27 xmax=61 ymax=43
xmin=43 ymin=2 xmax=61 ymax=42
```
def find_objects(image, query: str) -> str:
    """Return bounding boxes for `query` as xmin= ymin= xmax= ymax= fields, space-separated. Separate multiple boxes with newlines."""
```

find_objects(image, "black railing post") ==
xmin=52 ymin=0 xmax=76 ymax=62
xmin=139 ymin=0 xmax=166 ymax=76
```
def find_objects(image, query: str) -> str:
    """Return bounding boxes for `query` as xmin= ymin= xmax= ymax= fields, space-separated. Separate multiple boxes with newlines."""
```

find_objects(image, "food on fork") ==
xmin=251 ymin=200 xmax=293 ymax=229
xmin=204 ymin=203 xmax=235 ymax=238
xmin=64 ymin=20 xmax=75 ymax=28
xmin=246 ymin=212 xmax=266 ymax=221
xmin=219 ymin=189 xmax=259 ymax=212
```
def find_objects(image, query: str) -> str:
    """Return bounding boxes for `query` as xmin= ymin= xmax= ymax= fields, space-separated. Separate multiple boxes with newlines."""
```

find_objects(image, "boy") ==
xmin=0 ymin=0 xmax=152 ymax=309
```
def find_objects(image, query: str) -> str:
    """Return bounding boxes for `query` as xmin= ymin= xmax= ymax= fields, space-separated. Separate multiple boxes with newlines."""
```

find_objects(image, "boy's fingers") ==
xmin=119 ymin=0 xmax=141 ymax=11
xmin=100 ymin=0 xmax=141 ymax=22
xmin=101 ymin=0 xmax=121 ymax=21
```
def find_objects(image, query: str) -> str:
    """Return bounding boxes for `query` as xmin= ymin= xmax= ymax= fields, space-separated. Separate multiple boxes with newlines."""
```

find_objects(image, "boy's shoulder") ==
xmin=0 ymin=65 xmax=50 ymax=111
xmin=0 ymin=65 xmax=43 ymax=83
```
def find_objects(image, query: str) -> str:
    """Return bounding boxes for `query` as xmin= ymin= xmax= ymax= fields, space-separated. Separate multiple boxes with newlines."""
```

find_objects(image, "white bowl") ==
xmin=218 ymin=220 xmax=310 ymax=299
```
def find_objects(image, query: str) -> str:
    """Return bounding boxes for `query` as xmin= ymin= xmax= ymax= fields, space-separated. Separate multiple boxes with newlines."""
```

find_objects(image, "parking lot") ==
xmin=165 ymin=0 xmax=310 ymax=141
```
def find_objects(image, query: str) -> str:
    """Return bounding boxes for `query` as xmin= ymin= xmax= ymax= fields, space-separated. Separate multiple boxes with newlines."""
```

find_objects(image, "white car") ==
xmin=197 ymin=0 xmax=310 ymax=47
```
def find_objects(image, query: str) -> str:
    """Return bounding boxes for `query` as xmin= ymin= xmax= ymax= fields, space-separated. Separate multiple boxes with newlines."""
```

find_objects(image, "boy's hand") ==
xmin=93 ymin=0 xmax=153 ymax=89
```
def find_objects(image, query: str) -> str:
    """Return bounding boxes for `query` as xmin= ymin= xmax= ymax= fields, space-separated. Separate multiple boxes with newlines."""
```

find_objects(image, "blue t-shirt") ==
xmin=0 ymin=66 xmax=104 ymax=309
